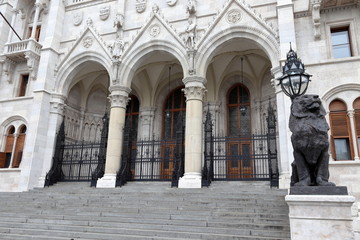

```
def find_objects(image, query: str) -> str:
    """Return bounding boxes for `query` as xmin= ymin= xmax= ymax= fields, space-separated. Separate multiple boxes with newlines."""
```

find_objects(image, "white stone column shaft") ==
xmin=7 ymin=8 xmax=18 ymax=43
xmin=37 ymin=94 xmax=65 ymax=187
xmin=9 ymin=133 xmax=19 ymax=168
xmin=271 ymin=67 xmax=292 ymax=189
xmin=30 ymin=2 xmax=41 ymax=39
xmin=178 ymin=76 xmax=206 ymax=189
xmin=97 ymin=86 xmax=130 ymax=188
xmin=348 ymin=110 xmax=360 ymax=161
xmin=277 ymin=0 xmax=297 ymax=57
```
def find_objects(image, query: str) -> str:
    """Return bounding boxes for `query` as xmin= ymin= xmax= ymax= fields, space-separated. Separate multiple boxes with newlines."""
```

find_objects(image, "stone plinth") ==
xmin=96 ymin=174 xmax=116 ymax=188
xmin=286 ymin=195 xmax=355 ymax=240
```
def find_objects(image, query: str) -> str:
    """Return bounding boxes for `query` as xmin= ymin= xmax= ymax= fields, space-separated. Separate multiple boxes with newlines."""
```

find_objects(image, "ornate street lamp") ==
xmin=278 ymin=45 xmax=311 ymax=99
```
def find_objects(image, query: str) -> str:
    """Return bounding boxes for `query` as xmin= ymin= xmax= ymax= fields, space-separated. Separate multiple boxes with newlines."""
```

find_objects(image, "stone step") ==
xmin=0 ymin=181 xmax=290 ymax=239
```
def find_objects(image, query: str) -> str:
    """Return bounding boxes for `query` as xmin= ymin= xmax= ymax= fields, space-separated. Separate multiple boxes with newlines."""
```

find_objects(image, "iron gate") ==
xmin=202 ymin=102 xmax=279 ymax=187
xmin=116 ymin=113 xmax=185 ymax=187
xmin=45 ymin=114 xmax=109 ymax=186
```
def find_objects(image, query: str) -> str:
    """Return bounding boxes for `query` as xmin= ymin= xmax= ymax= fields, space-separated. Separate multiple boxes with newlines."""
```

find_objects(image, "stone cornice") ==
xmin=182 ymin=76 xmax=206 ymax=87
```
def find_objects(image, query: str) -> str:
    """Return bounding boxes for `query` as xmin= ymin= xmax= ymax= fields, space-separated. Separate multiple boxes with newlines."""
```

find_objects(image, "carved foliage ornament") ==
xmin=83 ymin=36 xmax=93 ymax=48
xmin=149 ymin=24 xmax=160 ymax=37
xmin=227 ymin=9 xmax=242 ymax=24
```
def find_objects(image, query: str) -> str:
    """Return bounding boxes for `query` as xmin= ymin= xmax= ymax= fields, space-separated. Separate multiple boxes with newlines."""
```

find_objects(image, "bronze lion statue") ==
xmin=289 ymin=94 xmax=335 ymax=186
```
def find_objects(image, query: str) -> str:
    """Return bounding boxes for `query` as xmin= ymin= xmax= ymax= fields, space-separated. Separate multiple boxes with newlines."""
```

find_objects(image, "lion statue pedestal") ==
xmin=289 ymin=94 xmax=335 ymax=187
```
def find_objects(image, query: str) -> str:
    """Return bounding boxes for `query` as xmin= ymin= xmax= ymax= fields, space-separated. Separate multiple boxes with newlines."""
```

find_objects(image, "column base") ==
xmin=286 ymin=195 xmax=356 ymax=240
xmin=178 ymin=172 xmax=202 ymax=188
xmin=278 ymin=171 xmax=291 ymax=189
xmin=96 ymin=174 xmax=116 ymax=188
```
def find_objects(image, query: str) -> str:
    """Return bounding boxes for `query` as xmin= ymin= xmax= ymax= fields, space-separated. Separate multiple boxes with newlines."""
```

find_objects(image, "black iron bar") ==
xmin=0 ymin=11 xmax=22 ymax=41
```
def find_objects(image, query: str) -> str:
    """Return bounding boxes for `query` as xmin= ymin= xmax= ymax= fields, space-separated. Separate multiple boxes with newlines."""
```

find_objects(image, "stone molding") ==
xmin=182 ymin=76 xmax=206 ymax=86
xmin=182 ymin=86 xmax=206 ymax=102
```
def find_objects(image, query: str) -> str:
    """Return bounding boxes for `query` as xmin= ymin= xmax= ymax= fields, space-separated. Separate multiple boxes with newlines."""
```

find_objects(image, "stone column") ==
xmin=96 ymin=86 xmax=130 ymax=188
xmin=271 ymin=67 xmax=292 ymax=189
xmin=30 ymin=1 xmax=41 ymax=40
xmin=38 ymin=94 xmax=65 ymax=187
xmin=348 ymin=110 xmax=360 ymax=161
xmin=178 ymin=76 xmax=206 ymax=188
xmin=277 ymin=0 xmax=297 ymax=57
xmin=6 ymin=8 xmax=19 ymax=43
xmin=9 ymin=133 xmax=19 ymax=168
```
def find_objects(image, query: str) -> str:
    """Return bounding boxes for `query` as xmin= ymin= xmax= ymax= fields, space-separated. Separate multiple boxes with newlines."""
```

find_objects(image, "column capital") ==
xmin=139 ymin=107 xmax=156 ymax=125
xmin=182 ymin=86 xmax=206 ymax=102
xmin=347 ymin=109 xmax=355 ymax=118
xmin=109 ymin=93 xmax=130 ymax=109
xmin=182 ymin=76 xmax=206 ymax=87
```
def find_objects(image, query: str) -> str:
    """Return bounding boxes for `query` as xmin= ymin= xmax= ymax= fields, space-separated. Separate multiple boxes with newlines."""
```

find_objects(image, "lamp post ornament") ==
xmin=278 ymin=44 xmax=335 ymax=187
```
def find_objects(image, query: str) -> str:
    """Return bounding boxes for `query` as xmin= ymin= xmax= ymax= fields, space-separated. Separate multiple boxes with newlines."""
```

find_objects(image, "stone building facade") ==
xmin=0 ymin=0 xmax=359 ymax=204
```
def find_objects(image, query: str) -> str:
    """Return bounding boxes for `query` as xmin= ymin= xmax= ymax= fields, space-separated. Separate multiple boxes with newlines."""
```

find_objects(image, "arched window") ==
xmin=12 ymin=125 xmax=27 ymax=168
xmin=329 ymin=100 xmax=353 ymax=160
xmin=353 ymin=98 xmax=360 ymax=155
xmin=163 ymin=87 xmax=186 ymax=139
xmin=0 ymin=126 xmax=15 ymax=168
xmin=227 ymin=84 xmax=251 ymax=136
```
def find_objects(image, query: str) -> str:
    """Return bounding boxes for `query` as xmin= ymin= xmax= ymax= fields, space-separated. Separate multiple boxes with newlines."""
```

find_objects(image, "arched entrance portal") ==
xmin=46 ymin=61 xmax=110 ymax=184
xmin=203 ymin=37 xmax=278 ymax=184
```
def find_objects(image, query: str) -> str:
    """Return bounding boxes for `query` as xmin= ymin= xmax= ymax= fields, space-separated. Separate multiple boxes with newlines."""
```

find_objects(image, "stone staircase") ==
xmin=0 ymin=181 xmax=290 ymax=240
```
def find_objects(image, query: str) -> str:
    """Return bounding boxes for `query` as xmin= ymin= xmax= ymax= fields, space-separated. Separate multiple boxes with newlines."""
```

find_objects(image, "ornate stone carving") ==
xmin=136 ymin=0 xmax=147 ymax=13
xmin=186 ymin=0 xmax=196 ymax=16
xmin=152 ymin=4 xmax=159 ymax=13
xmin=111 ymin=37 xmax=124 ymax=60
xmin=312 ymin=0 xmax=321 ymax=40
xmin=114 ymin=12 xmax=124 ymax=29
xmin=86 ymin=17 xmax=93 ymax=27
xmin=109 ymin=94 xmax=130 ymax=108
xmin=24 ymin=51 xmax=40 ymax=80
xmin=82 ymin=36 xmax=93 ymax=48
xmin=182 ymin=86 xmax=206 ymax=101
xmin=149 ymin=24 xmax=160 ymax=37
xmin=73 ymin=11 xmax=83 ymax=26
xmin=166 ymin=0 xmax=177 ymax=6
xmin=226 ymin=9 xmax=242 ymax=24
xmin=99 ymin=5 xmax=110 ymax=21
xmin=1 ymin=57 xmax=15 ymax=83
xmin=185 ymin=19 xmax=196 ymax=49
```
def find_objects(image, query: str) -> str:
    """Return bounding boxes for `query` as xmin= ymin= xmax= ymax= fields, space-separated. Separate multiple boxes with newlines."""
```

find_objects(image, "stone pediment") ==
xmin=197 ymin=0 xmax=278 ymax=49
xmin=56 ymin=22 xmax=111 ymax=73
xmin=122 ymin=6 xmax=185 ymax=60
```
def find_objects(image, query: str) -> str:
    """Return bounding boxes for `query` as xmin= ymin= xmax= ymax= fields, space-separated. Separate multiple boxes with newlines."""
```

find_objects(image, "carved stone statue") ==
xmin=185 ymin=19 xmax=196 ymax=49
xmin=114 ymin=13 xmax=124 ymax=29
xmin=289 ymin=94 xmax=335 ymax=187
xmin=111 ymin=38 xmax=124 ymax=60
xmin=186 ymin=0 xmax=196 ymax=16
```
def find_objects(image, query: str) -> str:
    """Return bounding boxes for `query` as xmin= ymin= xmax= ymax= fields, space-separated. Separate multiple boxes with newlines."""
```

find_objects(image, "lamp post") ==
xmin=278 ymin=45 xmax=311 ymax=99
xmin=278 ymin=45 xmax=335 ymax=187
